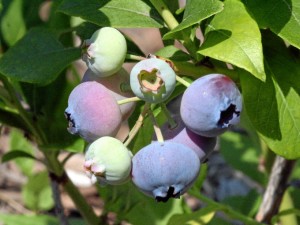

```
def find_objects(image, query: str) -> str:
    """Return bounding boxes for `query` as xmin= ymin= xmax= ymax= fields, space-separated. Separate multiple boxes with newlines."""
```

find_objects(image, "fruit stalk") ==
xmin=117 ymin=96 xmax=141 ymax=105
xmin=148 ymin=109 xmax=164 ymax=143
xmin=124 ymin=103 xmax=150 ymax=147
xmin=125 ymin=54 xmax=146 ymax=61
xmin=176 ymin=75 xmax=191 ymax=87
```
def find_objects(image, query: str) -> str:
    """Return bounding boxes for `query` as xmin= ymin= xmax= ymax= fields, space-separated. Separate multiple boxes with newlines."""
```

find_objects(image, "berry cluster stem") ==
xmin=124 ymin=103 xmax=151 ymax=147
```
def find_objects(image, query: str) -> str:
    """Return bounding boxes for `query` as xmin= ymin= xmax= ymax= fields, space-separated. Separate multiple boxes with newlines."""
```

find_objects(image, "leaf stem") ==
xmin=149 ymin=0 xmax=179 ymax=30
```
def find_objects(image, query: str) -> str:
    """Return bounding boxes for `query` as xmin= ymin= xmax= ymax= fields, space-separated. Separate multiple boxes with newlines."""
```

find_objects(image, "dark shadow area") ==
xmin=199 ymin=29 xmax=232 ymax=50
xmin=242 ymin=0 xmax=292 ymax=34
xmin=262 ymin=30 xmax=300 ymax=98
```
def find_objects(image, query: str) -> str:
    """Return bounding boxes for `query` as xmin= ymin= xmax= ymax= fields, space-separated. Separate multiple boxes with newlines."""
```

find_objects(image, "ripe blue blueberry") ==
xmin=131 ymin=141 xmax=200 ymax=202
xmin=82 ymin=27 xmax=127 ymax=77
xmin=130 ymin=58 xmax=176 ymax=103
xmin=180 ymin=74 xmax=242 ymax=137
xmin=64 ymin=81 xmax=122 ymax=142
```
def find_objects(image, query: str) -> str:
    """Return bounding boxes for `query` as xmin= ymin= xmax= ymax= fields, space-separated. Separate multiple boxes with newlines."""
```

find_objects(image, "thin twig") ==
xmin=49 ymin=176 xmax=69 ymax=225
xmin=256 ymin=155 xmax=296 ymax=223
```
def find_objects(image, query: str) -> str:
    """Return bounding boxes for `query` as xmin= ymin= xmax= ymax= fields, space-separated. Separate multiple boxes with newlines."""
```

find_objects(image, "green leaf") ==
xmin=22 ymin=171 xmax=54 ymax=211
xmin=0 ymin=214 xmax=85 ymax=225
xmin=22 ymin=0 xmax=44 ymax=28
xmin=155 ymin=45 xmax=191 ymax=61
xmin=9 ymin=128 xmax=35 ymax=176
xmin=198 ymin=0 xmax=266 ymax=81
xmin=0 ymin=108 xmax=28 ymax=131
xmin=0 ymin=27 xmax=81 ymax=85
xmin=242 ymin=0 xmax=300 ymax=49
xmin=1 ymin=150 xmax=36 ymax=163
xmin=19 ymin=72 xmax=83 ymax=150
xmin=167 ymin=205 xmax=218 ymax=225
xmin=0 ymin=0 xmax=26 ymax=46
xmin=220 ymin=130 xmax=267 ymax=185
xmin=58 ymin=0 xmax=163 ymax=28
xmin=221 ymin=190 xmax=262 ymax=217
xmin=98 ymin=181 xmax=185 ymax=225
xmin=0 ymin=214 xmax=57 ymax=225
xmin=164 ymin=0 xmax=224 ymax=39
xmin=240 ymin=31 xmax=300 ymax=159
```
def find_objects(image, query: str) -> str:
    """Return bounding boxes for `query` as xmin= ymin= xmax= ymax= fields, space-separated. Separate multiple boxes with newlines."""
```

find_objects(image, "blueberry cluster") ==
xmin=64 ymin=27 xmax=242 ymax=202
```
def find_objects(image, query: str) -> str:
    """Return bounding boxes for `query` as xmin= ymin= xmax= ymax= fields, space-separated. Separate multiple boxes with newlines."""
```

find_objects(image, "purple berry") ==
xmin=180 ymin=74 xmax=242 ymax=137
xmin=130 ymin=58 xmax=176 ymax=103
xmin=82 ymin=68 xmax=136 ymax=120
xmin=131 ymin=141 xmax=200 ymax=202
xmin=157 ymin=115 xmax=216 ymax=160
xmin=65 ymin=81 xmax=122 ymax=142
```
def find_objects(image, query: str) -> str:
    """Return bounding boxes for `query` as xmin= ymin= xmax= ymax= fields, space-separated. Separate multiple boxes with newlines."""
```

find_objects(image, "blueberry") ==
xmin=84 ymin=136 xmax=132 ymax=185
xmin=131 ymin=141 xmax=200 ymax=202
xmin=82 ymin=27 xmax=127 ymax=77
xmin=82 ymin=68 xmax=136 ymax=120
xmin=65 ymin=81 xmax=122 ymax=142
xmin=180 ymin=74 xmax=242 ymax=137
xmin=130 ymin=58 xmax=176 ymax=103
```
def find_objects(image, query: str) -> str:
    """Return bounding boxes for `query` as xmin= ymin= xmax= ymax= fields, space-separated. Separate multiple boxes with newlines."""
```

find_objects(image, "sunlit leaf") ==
xmin=199 ymin=0 xmax=265 ymax=81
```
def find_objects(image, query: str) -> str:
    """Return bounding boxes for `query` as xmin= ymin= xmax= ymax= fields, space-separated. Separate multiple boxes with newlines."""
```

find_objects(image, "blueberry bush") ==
xmin=0 ymin=0 xmax=300 ymax=224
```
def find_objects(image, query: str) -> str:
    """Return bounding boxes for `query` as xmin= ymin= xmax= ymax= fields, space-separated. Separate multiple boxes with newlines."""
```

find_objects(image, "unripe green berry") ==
xmin=84 ymin=136 xmax=132 ymax=185
xmin=82 ymin=27 xmax=127 ymax=77
xmin=130 ymin=58 xmax=176 ymax=103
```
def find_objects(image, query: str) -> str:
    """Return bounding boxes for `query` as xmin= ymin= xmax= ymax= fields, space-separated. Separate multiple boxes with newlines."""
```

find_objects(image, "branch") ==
xmin=49 ymin=175 xmax=69 ymax=225
xmin=256 ymin=155 xmax=296 ymax=223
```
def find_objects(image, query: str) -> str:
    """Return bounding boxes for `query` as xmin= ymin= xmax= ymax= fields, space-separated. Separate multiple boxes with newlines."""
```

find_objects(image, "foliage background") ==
xmin=0 ymin=0 xmax=299 ymax=224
